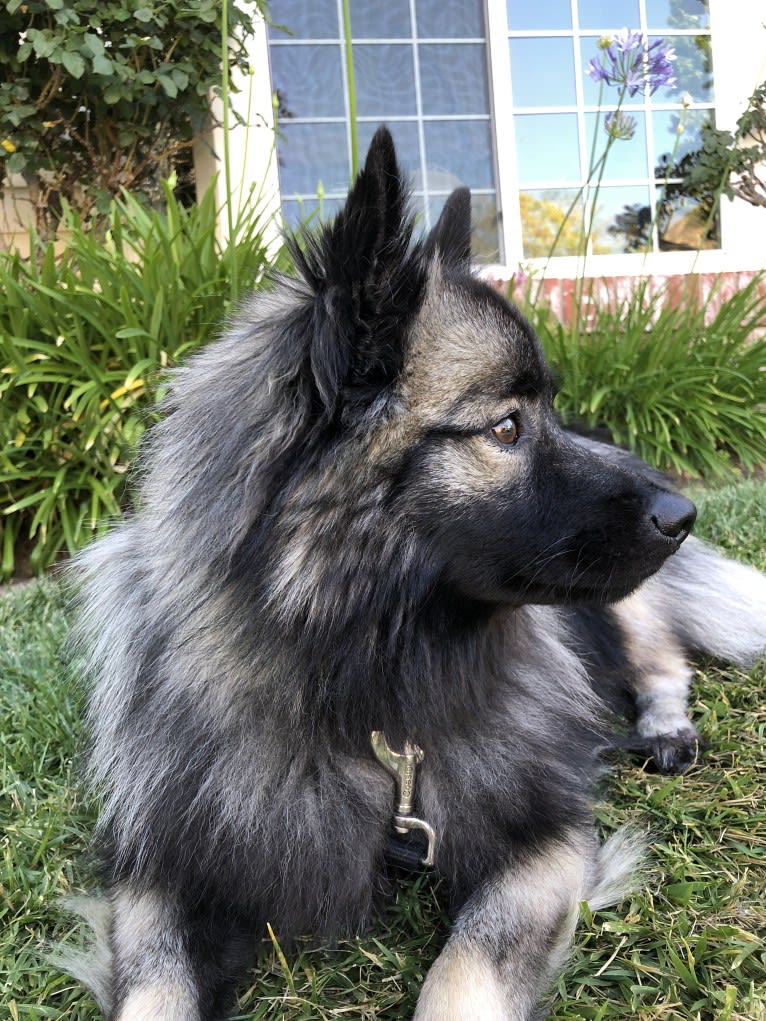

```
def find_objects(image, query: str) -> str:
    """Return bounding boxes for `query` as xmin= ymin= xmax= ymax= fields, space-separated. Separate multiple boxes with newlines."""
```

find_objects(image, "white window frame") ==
xmin=206 ymin=0 xmax=766 ymax=276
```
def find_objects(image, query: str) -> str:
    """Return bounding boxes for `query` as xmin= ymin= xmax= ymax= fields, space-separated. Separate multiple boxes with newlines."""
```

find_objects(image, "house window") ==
xmin=268 ymin=0 xmax=500 ymax=260
xmin=497 ymin=0 xmax=716 ymax=259
xmin=267 ymin=0 xmax=715 ymax=265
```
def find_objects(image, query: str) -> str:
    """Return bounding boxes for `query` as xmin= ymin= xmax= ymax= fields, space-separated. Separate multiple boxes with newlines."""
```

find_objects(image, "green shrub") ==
xmin=0 ymin=0 xmax=266 ymax=229
xmin=0 ymin=177 xmax=276 ymax=577
xmin=524 ymin=275 xmax=766 ymax=477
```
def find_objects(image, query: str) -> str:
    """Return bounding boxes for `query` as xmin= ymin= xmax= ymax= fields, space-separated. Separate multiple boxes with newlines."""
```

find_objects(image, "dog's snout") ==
xmin=650 ymin=490 xmax=696 ymax=544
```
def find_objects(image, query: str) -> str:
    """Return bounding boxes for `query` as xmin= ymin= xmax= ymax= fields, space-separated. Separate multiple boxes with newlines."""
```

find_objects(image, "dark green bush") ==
xmin=0 ymin=177 xmax=276 ymax=577
xmin=0 ymin=0 xmax=265 ymax=227
xmin=4 ymin=195 xmax=765 ymax=578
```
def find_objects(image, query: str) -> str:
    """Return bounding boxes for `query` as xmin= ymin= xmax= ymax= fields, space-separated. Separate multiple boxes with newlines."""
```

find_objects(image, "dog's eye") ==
xmin=491 ymin=416 xmax=520 ymax=446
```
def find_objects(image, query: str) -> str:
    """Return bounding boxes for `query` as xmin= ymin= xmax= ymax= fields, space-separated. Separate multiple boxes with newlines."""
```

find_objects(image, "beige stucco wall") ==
xmin=0 ymin=177 xmax=36 ymax=255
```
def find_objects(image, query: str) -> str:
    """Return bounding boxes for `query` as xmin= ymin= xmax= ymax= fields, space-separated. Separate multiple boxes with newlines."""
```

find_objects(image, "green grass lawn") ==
xmin=2 ymin=479 xmax=765 ymax=1020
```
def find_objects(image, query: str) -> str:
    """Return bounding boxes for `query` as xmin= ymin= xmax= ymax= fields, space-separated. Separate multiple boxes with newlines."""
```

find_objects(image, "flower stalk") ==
xmin=341 ymin=0 xmax=359 ymax=179
xmin=541 ymin=31 xmax=676 ymax=265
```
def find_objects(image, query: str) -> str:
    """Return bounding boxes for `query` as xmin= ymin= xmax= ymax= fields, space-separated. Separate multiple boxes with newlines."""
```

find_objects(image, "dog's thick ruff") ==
xmin=68 ymin=128 xmax=766 ymax=1020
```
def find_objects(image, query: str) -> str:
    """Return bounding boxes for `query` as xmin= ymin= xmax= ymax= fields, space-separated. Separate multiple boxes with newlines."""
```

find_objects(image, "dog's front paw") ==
xmin=647 ymin=728 xmax=704 ymax=774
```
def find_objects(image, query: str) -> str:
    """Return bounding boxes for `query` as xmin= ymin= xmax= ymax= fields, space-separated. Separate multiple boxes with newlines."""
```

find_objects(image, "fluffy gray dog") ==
xmin=66 ymin=127 xmax=766 ymax=1020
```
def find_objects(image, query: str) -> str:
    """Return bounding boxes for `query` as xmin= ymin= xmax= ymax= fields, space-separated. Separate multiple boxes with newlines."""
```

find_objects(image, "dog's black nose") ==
xmin=650 ymin=490 xmax=696 ymax=543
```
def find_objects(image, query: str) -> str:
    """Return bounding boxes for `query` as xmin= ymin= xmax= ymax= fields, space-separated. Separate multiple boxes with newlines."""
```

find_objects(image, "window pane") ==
xmin=592 ymin=185 xmax=652 ymax=253
xmin=409 ymin=195 xmax=429 ymax=238
xmin=416 ymin=0 xmax=484 ymax=38
xmin=429 ymin=193 xmax=500 ymax=262
xmin=471 ymin=193 xmax=501 ymax=262
xmin=658 ymin=196 xmax=719 ymax=250
xmin=281 ymin=196 xmax=345 ymax=231
xmin=654 ymin=34 xmax=714 ymax=103
xmin=652 ymin=108 xmax=720 ymax=249
xmin=423 ymin=120 xmax=494 ymax=190
xmin=419 ymin=44 xmax=490 ymax=114
xmin=580 ymin=37 xmax=643 ymax=106
xmin=351 ymin=0 xmax=412 ymax=39
xmin=510 ymin=38 xmax=576 ymax=108
xmin=355 ymin=44 xmax=417 ymax=116
xmin=506 ymin=1 xmax=571 ymax=31
xmin=514 ymin=114 xmax=580 ymax=186
xmin=584 ymin=111 xmax=648 ymax=181
xmin=270 ymin=45 xmax=344 ymax=118
xmin=358 ymin=120 xmax=422 ymax=178
xmin=578 ymin=0 xmax=639 ymax=29
xmin=268 ymin=0 xmax=339 ymax=40
xmin=520 ymin=189 xmax=585 ymax=257
xmin=653 ymin=107 xmax=714 ymax=177
xmin=277 ymin=122 xmax=349 ymax=196
xmin=645 ymin=0 xmax=710 ymax=30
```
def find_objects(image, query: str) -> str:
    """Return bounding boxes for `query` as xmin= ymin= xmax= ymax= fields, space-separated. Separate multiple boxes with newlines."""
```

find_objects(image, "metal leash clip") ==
xmin=370 ymin=731 xmax=437 ymax=867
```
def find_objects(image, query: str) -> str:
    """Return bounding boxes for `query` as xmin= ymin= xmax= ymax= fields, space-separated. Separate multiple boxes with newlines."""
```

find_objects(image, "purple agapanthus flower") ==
xmin=587 ymin=28 xmax=676 ymax=97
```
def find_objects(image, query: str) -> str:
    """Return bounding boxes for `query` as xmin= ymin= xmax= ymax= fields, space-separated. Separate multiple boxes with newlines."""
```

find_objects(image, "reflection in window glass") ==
xmin=419 ymin=44 xmax=490 ymax=115
xmin=430 ymin=194 xmax=500 ymax=261
xmin=470 ymin=194 xmax=501 ymax=262
xmin=658 ymin=196 xmax=719 ymax=251
xmin=424 ymin=120 xmax=495 ymax=190
xmin=267 ymin=0 xmax=338 ymax=40
xmin=578 ymin=0 xmax=639 ymax=29
xmin=651 ymin=108 xmax=720 ymax=251
xmin=277 ymin=122 xmax=349 ymax=196
xmin=271 ymin=45 xmax=344 ymax=119
xmin=520 ymin=189 xmax=585 ymax=257
xmin=351 ymin=0 xmax=411 ymax=39
xmin=506 ymin=0 xmax=571 ymax=31
xmin=654 ymin=34 xmax=714 ymax=104
xmin=515 ymin=114 xmax=580 ymax=187
xmin=592 ymin=185 xmax=652 ymax=253
xmin=355 ymin=45 xmax=417 ymax=117
xmin=507 ymin=2 xmax=717 ymax=257
xmin=652 ymin=107 xmax=714 ymax=175
xmin=510 ymin=38 xmax=576 ymax=108
xmin=416 ymin=0 xmax=484 ymax=38
xmin=584 ymin=111 xmax=648 ymax=181
xmin=645 ymin=0 xmax=709 ymax=30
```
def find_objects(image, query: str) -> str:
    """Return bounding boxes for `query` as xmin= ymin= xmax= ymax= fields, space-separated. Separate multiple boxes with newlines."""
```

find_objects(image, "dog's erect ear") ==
xmin=425 ymin=187 xmax=472 ymax=267
xmin=289 ymin=126 xmax=427 ymax=420
xmin=336 ymin=125 xmax=408 ymax=270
